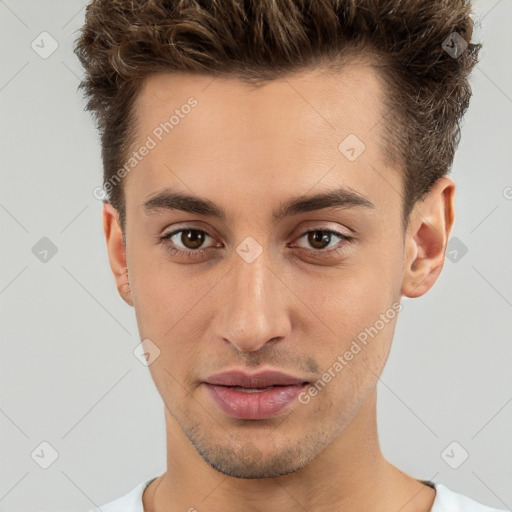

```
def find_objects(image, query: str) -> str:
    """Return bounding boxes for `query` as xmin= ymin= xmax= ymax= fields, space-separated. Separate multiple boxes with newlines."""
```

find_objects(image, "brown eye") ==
xmin=292 ymin=229 xmax=354 ymax=257
xmin=179 ymin=229 xmax=206 ymax=250
xmin=307 ymin=231 xmax=333 ymax=250
xmin=159 ymin=228 xmax=220 ymax=260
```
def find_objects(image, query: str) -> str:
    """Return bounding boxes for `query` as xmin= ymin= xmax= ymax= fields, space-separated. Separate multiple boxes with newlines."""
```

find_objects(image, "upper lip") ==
xmin=204 ymin=370 xmax=309 ymax=388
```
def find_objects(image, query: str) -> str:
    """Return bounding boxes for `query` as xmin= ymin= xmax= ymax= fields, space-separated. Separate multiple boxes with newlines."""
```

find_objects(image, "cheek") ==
xmin=129 ymin=242 xmax=208 ymax=332
xmin=286 ymin=250 xmax=401 ymax=388
xmin=287 ymin=253 xmax=399 ymax=336
xmin=127 ymin=252 xmax=211 ymax=392
xmin=300 ymin=295 xmax=397 ymax=423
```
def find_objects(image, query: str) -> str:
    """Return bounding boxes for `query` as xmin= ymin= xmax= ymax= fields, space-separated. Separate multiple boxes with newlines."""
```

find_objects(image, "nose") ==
xmin=214 ymin=248 xmax=292 ymax=352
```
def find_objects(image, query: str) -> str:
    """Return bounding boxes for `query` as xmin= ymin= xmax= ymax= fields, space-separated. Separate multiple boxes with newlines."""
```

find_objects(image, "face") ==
xmin=107 ymin=60 xmax=428 ymax=478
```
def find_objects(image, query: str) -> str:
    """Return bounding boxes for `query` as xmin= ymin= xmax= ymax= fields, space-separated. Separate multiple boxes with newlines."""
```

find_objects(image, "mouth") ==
xmin=224 ymin=385 xmax=292 ymax=392
xmin=203 ymin=370 xmax=310 ymax=420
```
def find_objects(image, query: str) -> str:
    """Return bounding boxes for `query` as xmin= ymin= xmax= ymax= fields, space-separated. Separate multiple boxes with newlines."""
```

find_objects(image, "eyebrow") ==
xmin=142 ymin=185 xmax=375 ymax=221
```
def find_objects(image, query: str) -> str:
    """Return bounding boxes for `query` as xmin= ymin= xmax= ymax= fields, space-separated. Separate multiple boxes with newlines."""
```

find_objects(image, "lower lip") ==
xmin=205 ymin=383 xmax=307 ymax=420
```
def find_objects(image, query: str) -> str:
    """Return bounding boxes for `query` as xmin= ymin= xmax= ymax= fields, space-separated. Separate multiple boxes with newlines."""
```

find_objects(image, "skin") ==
xmin=103 ymin=57 xmax=455 ymax=512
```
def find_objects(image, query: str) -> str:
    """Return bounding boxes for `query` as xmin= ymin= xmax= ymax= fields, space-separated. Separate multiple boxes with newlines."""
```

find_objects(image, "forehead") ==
xmin=126 ymin=60 xmax=401 ymax=221
xmin=133 ymin=59 xmax=387 ymax=148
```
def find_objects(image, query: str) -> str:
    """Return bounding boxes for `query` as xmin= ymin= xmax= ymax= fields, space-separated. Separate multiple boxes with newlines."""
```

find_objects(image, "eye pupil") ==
xmin=182 ymin=230 xmax=205 ymax=249
xmin=308 ymin=231 xmax=331 ymax=249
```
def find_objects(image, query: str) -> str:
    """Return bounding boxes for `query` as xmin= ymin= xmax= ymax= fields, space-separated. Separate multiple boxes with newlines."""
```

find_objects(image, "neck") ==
xmin=144 ymin=390 xmax=436 ymax=512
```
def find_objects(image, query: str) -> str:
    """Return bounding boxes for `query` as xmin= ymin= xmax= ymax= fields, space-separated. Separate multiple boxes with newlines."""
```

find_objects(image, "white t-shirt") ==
xmin=88 ymin=477 xmax=508 ymax=512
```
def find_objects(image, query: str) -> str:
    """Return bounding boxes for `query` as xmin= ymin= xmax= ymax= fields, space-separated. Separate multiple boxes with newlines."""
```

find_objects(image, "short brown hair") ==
xmin=74 ymin=0 xmax=481 ymax=236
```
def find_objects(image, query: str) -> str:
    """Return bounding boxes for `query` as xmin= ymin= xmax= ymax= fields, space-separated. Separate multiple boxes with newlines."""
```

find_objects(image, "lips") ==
xmin=205 ymin=370 xmax=307 ymax=388
xmin=203 ymin=370 xmax=309 ymax=420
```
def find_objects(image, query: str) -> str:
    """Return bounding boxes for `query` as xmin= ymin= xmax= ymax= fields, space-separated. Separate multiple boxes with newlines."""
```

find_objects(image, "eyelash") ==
xmin=158 ymin=228 xmax=354 ymax=260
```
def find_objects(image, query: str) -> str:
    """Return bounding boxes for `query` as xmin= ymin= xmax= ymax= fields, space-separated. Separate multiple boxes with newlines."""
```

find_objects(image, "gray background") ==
xmin=0 ymin=0 xmax=511 ymax=510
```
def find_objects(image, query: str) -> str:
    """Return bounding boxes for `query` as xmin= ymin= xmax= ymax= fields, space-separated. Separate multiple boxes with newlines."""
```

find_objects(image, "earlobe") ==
xmin=401 ymin=177 xmax=456 ymax=299
xmin=102 ymin=202 xmax=133 ymax=307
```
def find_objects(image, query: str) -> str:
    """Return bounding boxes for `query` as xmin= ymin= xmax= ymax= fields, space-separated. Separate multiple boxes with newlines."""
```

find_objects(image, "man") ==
xmin=74 ymin=1 xmax=505 ymax=511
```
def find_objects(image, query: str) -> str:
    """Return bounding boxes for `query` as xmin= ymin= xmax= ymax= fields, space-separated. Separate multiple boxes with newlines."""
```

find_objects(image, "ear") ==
xmin=102 ymin=202 xmax=133 ymax=306
xmin=401 ymin=177 xmax=456 ymax=299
